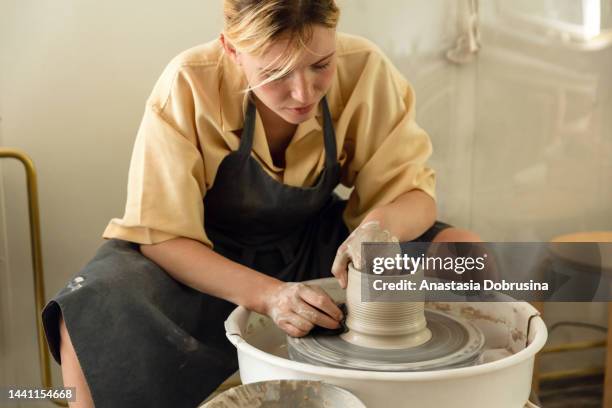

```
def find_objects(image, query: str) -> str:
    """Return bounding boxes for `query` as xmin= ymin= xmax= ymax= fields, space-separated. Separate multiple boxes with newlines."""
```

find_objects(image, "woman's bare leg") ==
xmin=59 ymin=315 xmax=95 ymax=408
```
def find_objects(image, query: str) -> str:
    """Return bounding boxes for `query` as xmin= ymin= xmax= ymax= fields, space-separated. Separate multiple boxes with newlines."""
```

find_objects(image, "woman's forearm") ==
xmin=362 ymin=189 xmax=437 ymax=241
xmin=140 ymin=238 xmax=282 ymax=314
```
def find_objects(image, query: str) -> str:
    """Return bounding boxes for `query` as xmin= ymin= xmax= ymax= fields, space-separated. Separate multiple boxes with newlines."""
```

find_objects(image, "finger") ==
xmin=346 ymin=240 xmax=365 ymax=270
xmin=277 ymin=312 xmax=314 ymax=333
xmin=331 ymin=246 xmax=350 ymax=289
xmin=279 ymin=321 xmax=308 ymax=338
xmin=298 ymin=285 xmax=343 ymax=322
xmin=309 ymin=285 xmax=343 ymax=319
xmin=293 ymin=300 xmax=340 ymax=330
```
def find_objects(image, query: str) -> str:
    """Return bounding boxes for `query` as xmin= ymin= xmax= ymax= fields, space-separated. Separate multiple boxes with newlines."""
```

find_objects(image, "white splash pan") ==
xmin=225 ymin=278 xmax=547 ymax=408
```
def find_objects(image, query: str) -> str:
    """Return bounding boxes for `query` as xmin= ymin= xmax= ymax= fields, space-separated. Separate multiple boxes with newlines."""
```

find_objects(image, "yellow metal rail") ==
xmin=541 ymin=339 xmax=606 ymax=354
xmin=0 ymin=148 xmax=66 ymax=406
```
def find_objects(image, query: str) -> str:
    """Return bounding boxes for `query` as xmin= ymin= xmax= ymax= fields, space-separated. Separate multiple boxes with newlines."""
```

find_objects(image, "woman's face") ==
xmin=229 ymin=26 xmax=337 ymax=125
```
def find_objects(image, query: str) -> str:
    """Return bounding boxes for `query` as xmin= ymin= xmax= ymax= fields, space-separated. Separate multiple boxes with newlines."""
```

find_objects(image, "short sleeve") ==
xmin=341 ymin=51 xmax=436 ymax=231
xmin=103 ymin=104 xmax=212 ymax=247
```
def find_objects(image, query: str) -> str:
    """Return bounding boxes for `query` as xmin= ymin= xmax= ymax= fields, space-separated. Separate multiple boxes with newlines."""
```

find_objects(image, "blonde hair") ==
xmin=223 ymin=0 xmax=340 ymax=90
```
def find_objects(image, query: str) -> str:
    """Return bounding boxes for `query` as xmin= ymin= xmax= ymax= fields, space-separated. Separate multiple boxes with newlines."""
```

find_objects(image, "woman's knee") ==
xmin=433 ymin=227 xmax=482 ymax=242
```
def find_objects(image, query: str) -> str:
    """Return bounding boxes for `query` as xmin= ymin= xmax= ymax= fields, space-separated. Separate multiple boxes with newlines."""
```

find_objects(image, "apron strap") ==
xmin=321 ymin=96 xmax=337 ymax=168
xmin=237 ymin=96 xmax=256 ymax=158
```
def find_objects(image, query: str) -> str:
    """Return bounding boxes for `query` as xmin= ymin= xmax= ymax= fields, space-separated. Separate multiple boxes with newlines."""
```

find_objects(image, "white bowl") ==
xmin=225 ymin=278 xmax=547 ymax=408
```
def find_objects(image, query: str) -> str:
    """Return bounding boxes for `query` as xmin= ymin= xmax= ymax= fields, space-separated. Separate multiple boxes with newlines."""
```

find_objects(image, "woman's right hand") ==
xmin=331 ymin=220 xmax=399 ymax=289
xmin=262 ymin=282 xmax=343 ymax=337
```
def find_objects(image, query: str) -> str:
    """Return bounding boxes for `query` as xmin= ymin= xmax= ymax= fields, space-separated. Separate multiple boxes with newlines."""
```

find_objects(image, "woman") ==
xmin=43 ymin=1 xmax=479 ymax=407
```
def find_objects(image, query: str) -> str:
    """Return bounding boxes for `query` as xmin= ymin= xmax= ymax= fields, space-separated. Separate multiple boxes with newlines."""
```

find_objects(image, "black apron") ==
xmin=42 ymin=95 xmax=350 ymax=408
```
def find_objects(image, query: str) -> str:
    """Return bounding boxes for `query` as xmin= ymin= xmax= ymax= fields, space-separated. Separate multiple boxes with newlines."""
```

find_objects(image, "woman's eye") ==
xmin=260 ymin=62 xmax=330 ymax=82
xmin=313 ymin=62 xmax=331 ymax=71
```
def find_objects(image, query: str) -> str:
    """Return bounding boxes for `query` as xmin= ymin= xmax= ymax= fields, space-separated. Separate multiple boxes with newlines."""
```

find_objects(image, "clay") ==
xmin=287 ymin=265 xmax=486 ymax=371
xmin=459 ymin=305 xmax=506 ymax=324
xmin=341 ymin=265 xmax=432 ymax=349
xmin=287 ymin=309 xmax=485 ymax=371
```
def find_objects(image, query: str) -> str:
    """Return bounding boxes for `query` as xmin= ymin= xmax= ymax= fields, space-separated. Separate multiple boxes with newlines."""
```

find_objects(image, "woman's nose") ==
xmin=290 ymin=72 xmax=315 ymax=104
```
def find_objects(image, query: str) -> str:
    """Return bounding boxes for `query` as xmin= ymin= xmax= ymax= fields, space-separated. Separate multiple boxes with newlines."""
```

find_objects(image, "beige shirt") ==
xmin=103 ymin=32 xmax=436 ymax=248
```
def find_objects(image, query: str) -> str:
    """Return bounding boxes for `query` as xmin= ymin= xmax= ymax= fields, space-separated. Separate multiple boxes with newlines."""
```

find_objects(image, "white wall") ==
xmin=0 ymin=30 xmax=11 ymax=391
xmin=0 ymin=0 xmax=226 ymax=402
xmin=1 ymin=0 xmax=611 ymax=395
xmin=475 ymin=0 xmax=612 ymax=241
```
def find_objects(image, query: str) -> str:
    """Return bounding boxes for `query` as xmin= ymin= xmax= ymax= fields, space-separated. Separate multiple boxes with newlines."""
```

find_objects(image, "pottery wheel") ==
xmin=287 ymin=310 xmax=485 ymax=372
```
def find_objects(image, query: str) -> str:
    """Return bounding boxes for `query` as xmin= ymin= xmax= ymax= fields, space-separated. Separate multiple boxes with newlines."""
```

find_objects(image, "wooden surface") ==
xmin=551 ymin=232 xmax=612 ymax=243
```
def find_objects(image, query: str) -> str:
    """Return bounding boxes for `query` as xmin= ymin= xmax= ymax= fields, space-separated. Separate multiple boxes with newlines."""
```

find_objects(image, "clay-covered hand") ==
xmin=264 ymin=282 xmax=343 ymax=337
xmin=331 ymin=221 xmax=399 ymax=289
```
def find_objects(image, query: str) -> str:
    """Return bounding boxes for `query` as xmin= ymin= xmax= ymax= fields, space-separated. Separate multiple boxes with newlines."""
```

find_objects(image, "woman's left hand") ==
xmin=331 ymin=220 xmax=399 ymax=289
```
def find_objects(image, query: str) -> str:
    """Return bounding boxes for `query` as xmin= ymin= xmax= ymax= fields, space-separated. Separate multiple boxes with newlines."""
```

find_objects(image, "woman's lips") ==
xmin=288 ymin=103 xmax=315 ymax=114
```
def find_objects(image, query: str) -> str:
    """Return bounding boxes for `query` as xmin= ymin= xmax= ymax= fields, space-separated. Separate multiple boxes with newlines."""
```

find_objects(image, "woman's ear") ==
xmin=219 ymin=33 xmax=241 ymax=65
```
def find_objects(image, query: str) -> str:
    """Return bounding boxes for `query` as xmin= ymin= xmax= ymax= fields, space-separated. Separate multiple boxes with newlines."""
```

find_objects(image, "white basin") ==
xmin=225 ymin=278 xmax=547 ymax=408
